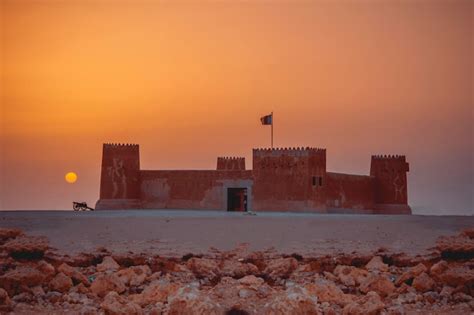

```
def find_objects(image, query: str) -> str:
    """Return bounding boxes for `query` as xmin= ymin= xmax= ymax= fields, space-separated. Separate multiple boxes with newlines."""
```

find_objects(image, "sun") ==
xmin=65 ymin=172 xmax=78 ymax=184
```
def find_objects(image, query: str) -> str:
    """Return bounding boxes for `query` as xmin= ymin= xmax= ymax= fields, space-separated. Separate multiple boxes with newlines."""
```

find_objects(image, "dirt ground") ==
xmin=0 ymin=210 xmax=472 ymax=257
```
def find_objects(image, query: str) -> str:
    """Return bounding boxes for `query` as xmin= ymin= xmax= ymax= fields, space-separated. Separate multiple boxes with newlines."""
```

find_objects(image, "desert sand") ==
xmin=0 ymin=211 xmax=472 ymax=256
xmin=0 ymin=211 xmax=473 ymax=314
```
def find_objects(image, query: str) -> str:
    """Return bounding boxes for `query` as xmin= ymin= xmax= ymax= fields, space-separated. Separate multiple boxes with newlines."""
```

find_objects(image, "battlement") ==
xmin=371 ymin=154 xmax=406 ymax=160
xmin=253 ymin=147 xmax=326 ymax=157
xmin=103 ymin=143 xmax=139 ymax=151
xmin=217 ymin=156 xmax=246 ymax=171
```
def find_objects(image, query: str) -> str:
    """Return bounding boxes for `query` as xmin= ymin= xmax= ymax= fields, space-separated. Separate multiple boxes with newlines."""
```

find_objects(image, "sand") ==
xmin=0 ymin=210 xmax=472 ymax=257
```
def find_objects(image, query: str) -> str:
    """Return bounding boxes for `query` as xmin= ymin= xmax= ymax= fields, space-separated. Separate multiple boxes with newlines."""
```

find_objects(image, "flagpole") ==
xmin=271 ymin=111 xmax=273 ymax=149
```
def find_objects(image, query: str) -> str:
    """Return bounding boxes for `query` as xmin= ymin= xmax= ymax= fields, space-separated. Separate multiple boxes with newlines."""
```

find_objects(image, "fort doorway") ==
xmin=227 ymin=188 xmax=247 ymax=212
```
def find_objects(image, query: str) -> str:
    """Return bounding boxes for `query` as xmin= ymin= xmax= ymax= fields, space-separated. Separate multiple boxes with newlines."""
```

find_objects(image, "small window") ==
xmin=312 ymin=176 xmax=323 ymax=187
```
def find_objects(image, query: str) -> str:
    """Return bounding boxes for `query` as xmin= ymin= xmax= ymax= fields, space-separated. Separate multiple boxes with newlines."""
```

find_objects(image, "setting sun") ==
xmin=65 ymin=172 xmax=77 ymax=184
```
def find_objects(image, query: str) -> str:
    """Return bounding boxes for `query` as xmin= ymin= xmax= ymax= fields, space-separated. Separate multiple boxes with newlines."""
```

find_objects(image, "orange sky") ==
xmin=1 ymin=0 xmax=472 ymax=214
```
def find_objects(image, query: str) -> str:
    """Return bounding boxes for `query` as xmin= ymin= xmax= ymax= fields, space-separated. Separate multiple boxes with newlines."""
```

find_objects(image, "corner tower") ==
xmin=96 ymin=143 xmax=140 ymax=209
xmin=370 ymin=155 xmax=411 ymax=214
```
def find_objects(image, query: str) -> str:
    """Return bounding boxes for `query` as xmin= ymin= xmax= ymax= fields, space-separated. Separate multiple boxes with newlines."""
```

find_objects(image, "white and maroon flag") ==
xmin=260 ymin=113 xmax=273 ymax=125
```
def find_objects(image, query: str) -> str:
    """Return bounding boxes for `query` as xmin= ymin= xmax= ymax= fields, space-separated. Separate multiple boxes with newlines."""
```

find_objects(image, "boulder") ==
xmin=97 ymin=256 xmax=120 ymax=272
xmin=333 ymin=265 xmax=368 ymax=287
xmin=220 ymin=260 xmax=259 ymax=278
xmin=0 ymin=228 xmax=23 ymax=243
xmin=167 ymin=285 xmax=223 ymax=315
xmin=436 ymin=230 xmax=474 ymax=259
xmin=263 ymin=257 xmax=298 ymax=280
xmin=58 ymin=263 xmax=89 ymax=286
xmin=0 ymin=261 xmax=55 ymax=295
xmin=359 ymin=275 xmax=395 ymax=297
xmin=365 ymin=256 xmax=388 ymax=272
xmin=101 ymin=291 xmax=143 ymax=315
xmin=238 ymin=275 xmax=265 ymax=287
xmin=186 ymin=258 xmax=219 ymax=279
xmin=439 ymin=265 xmax=474 ymax=288
xmin=49 ymin=272 xmax=73 ymax=293
xmin=262 ymin=285 xmax=320 ymax=315
xmin=1 ymin=236 xmax=49 ymax=260
xmin=131 ymin=280 xmax=179 ymax=306
xmin=429 ymin=260 xmax=448 ymax=280
xmin=116 ymin=265 xmax=151 ymax=287
xmin=90 ymin=274 xmax=126 ymax=297
xmin=305 ymin=279 xmax=354 ymax=306
xmin=412 ymin=272 xmax=435 ymax=293
xmin=395 ymin=263 xmax=427 ymax=286
xmin=342 ymin=291 xmax=384 ymax=315
xmin=0 ymin=288 xmax=12 ymax=311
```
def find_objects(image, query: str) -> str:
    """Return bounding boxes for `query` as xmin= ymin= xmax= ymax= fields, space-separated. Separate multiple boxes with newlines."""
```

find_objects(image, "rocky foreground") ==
xmin=0 ymin=228 xmax=473 ymax=315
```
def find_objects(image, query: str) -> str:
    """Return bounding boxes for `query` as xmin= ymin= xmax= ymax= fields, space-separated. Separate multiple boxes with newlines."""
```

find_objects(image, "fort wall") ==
xmin=140 ymin=170 xmax=253 ymax=210
xmin=324 ymin=172 xmax=375 ymax=212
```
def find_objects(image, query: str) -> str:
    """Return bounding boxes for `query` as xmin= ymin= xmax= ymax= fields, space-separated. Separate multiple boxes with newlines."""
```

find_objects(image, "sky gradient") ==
xmin=1 ymin=0 xmax=473 ymax=214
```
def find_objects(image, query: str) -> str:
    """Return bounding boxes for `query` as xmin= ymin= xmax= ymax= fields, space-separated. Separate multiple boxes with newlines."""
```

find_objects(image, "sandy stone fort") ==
xmin=95 ymin=143 xmax=411 ymax=214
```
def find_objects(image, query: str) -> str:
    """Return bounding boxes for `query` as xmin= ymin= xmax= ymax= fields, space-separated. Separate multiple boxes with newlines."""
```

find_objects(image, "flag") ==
xmin=260 ymin=113 xmax=272 ymax=125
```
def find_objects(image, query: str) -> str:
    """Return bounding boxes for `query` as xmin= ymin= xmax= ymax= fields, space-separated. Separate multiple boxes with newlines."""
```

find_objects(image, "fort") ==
xmin=95 ymin=143 xmax=411 ymax=214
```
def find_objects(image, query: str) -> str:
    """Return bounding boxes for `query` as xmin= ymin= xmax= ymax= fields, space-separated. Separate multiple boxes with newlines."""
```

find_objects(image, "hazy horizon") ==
xmin=1 ymin=0 xmax=472 ymax=214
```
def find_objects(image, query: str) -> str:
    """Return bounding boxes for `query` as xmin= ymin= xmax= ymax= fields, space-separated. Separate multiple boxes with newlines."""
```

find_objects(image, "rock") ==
xmin=49 ymin=272 xmax=73 ymax=293
xmin=131 ymin=280 xmax=179 ymax=306
xmin=342 ymin=291 xmax=384 ymax=315
xmin=436 ymin=230 xmax=474 ymax=259
xmin=0 ymin=288 xmax=12 ymax=310
xmin=72 ymin=283 xmax=90 ymax=294
xmin=90 ymin=274 xmax=126 ymax=297
xmin=359 ymin=274 xmax=395 ymax=297
xmin=323 ymin=271 xmax=338 ymax=282
xmin=305 ymin=279 xmax=354 ymax=306
xmin=412 ymin=272 xmax=435 ymax=293
xmin=101 ymin=291 xmax=143 ymax=315
xmin=30 ymin=285 xmax=45 ymax=298
xmin=116 ymin=265 xmax=151 ymax=286
xmin=440 ymin=285 xmax=455 ymax=298
xmin=186 ymin=258 xmax=219 ymax=279
xmin=45 ymin=291 xmax=63 ymax=303
xmin=262 ymin=285 xmax=320 ymax=315
xmin=0 ymin=228 xmax=23 ymax=243
xmin=97 ymin=256 xmax=120 ymax=272
xmin=167 ymin=285 xmax=223 ymax=315
xmin=263 ymin=257 xmax=298 ymax=280
xmin=221 ymin=260 xmax=259 ymax=278
xmin=439 ymin=265 xmax=474 ymax=288
xmin=429 ymin=260 xmax=448 ymax=280
xmin=0 ymin=262 xmax=54 ymax=296
xmin=37 ymin=260 xmax=56 ymax=278
xmin=58 ymin=263 xmax=89 ymax=286
xmin=238 ymin=275 xmax=265 ymax=287
xmin=333 ymin=265 xmax=368 ymax=287
xmin=1 ymin=236 xmax=49 ymax=260
xmin=395 ymin=263 xmax=427 ymax=286
xmin=365 ymin=256 xmax=388 ymax=272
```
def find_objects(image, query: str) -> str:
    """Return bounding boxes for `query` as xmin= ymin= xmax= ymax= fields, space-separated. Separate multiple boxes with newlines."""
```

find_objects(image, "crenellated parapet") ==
xmin=371 ymin=154 xmax=406 ymax=160
xmin=371 ymin=154 xmax=409 ymax=172
xmin=253 ymin=147 xmax=326 ymax=157
xmin=217 ymin=157 xmax=246 ymax=171
xmin=252 ymin=146 xmax=326 ymax=175
xmin=103 ymin=143 xmax=139 ymax=152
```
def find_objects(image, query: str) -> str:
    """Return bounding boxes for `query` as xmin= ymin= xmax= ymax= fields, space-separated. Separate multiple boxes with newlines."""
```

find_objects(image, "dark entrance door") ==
xmin=227 ymin=188 xmax=247 ymax=211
